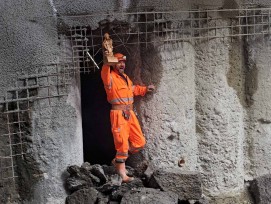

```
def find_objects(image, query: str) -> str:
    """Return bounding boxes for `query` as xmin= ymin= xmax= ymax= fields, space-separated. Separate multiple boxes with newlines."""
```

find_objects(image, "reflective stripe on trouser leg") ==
xmin=128 ymin=111 xmax=146 ymax=154
xmin=110 ymin=110 xmax=130 ymax=161
xmin=115 ymin=152 xmax=129 ymax=163
xmin=129 ymin=146 xmax=144 ymax=154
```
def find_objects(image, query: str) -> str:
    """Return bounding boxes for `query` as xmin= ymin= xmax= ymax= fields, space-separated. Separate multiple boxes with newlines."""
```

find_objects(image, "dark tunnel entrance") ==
xmin=79 ymin=24 xmax=134 ymax=165
xmin=80 ymin=53 xmax=115 ymax=165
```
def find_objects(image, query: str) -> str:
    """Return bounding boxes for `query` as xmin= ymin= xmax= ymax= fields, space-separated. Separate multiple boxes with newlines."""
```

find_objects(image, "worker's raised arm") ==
xmin=101 ymin=64 xmax=112 ymax=90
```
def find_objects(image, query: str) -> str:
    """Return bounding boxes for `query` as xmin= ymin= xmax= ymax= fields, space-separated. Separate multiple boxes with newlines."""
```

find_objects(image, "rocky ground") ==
xmin=64 ymin=160 xmax=271 ymax=204
xmin=64 ymin=161 xmax=205 ymax=204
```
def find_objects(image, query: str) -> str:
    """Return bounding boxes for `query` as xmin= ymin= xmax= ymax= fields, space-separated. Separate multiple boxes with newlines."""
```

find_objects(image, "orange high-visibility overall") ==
xmin=101 ymin=64 xmax=147 ymax=163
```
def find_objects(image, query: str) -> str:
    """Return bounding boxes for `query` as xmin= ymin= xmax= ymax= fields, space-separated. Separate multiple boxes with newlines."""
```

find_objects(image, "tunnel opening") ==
xmin=80 ymin=52 xmax=115 ymax=165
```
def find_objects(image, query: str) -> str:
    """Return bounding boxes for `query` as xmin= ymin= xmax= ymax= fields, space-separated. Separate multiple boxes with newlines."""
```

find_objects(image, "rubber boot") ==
xmin=115 ymin=162 xmax=134 ymax=183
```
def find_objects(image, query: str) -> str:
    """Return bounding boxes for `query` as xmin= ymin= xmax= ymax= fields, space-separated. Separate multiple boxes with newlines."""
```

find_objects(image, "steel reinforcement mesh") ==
xmin=0 ymin=7 xmax=271 ymax=190
xmin=0 ymin=65 xmax=70 ymax=188
xmin=62 ymin=8 xmax=271 ymax=71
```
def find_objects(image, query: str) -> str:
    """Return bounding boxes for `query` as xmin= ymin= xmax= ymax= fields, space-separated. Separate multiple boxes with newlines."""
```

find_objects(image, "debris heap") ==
xmin=65 ymin=162 xmax=204 ymax=204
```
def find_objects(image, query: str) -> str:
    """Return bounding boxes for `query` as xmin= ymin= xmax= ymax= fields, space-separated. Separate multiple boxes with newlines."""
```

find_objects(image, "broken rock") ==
xmin=111 ymin=178 xmax=144 ymax=201
xmin=148 ymin=168 xmax=202 ymax=200
xmin=126 ymin=152 xmax=149 ymax=176
xmin=102 ymin=165 xmax=117 ymax=176
xmin=96 ymin=174 xmax=122 ymax=194
xmin=66 ymin=187 xmax=98 ymax=204
xmin=90 ymin=164 xmax=107 ymax=184
xmin=67 ymin=165 xmax=81 ymax=176
xmin=121 ymin=187 xmax=178 ymax=204
xmin=66 ymin=164 xmax=103 ymax=192
xmin=66 ymin=177 xmax=89 ymax=193
xmin=96 ymin=192 xmax=110 ymax=204
xmin=81 ymin=162 xmax=92 ymax=171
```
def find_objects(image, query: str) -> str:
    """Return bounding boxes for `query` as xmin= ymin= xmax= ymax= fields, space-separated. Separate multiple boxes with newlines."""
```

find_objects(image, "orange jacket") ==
xmin=101 ymin=65 xmax=147 ymax=104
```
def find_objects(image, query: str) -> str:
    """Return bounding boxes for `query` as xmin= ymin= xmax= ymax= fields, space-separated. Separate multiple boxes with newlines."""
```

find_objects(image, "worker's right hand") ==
xmin=147 ymin=85 xmax=155 ymax=92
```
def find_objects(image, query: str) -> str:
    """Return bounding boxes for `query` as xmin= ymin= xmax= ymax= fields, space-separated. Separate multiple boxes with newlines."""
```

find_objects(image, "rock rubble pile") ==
xmin=65 ymin=162 xmax=205 ymax=204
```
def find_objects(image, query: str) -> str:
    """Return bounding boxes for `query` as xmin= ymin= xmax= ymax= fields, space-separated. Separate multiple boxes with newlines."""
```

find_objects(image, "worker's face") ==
xmin=114 ymin=60 xmax=126 ymax=74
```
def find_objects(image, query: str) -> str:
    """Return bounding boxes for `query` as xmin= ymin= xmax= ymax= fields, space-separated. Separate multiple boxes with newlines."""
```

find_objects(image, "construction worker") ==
xmin=101 ymin=53 xmax=155 ymax=183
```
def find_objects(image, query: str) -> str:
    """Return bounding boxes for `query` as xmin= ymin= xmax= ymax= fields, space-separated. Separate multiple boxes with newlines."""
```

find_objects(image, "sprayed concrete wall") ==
xmin=245 ymin=36 xmax=271 ymax=178
xmin=195 ymin=31 xmax=245 ymax=201
xmin=1 ymin=0 xmax=271 ymax=203
xmin=139 ymin=43 xmax=197 ymax=171
xmin=0 ymin=1 xmax=83 ymax=203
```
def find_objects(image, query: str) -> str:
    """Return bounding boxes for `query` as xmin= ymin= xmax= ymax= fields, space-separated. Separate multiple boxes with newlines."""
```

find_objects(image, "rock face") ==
xmin=66 ymin=188 xmax=99 ymax=204
xmin=249 ymin=174 xmax=271 ymax=204
xmin=148 ymin=168 xmax=202 ymax=200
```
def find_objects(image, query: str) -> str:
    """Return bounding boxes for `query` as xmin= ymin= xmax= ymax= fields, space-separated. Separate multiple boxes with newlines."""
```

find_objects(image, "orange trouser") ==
xmin=110 ymin=110 xmax=146 ymax=163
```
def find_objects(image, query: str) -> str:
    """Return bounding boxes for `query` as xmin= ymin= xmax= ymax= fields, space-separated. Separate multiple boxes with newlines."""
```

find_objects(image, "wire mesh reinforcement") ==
xmin=0 ymin=7 xmax=271 ymax=191
xmin=0 ymin=65 xmax=71 ymax=186
xmin=61 ymin=8 xmax=271 ymax=72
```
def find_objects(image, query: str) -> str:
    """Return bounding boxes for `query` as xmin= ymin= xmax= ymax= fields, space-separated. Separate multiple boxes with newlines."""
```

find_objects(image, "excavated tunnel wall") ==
xmin=1 ymin=0 xmax=271 ymax=203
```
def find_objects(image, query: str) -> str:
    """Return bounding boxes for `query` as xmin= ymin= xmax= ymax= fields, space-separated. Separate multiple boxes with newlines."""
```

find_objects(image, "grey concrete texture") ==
xmin=0 ymin=0 xmax=83 ymax=203
xmin=208 ymin=191 xmax=253 ymax=204
xmin=54 ymin=0 xmax=117 ymax=15
xmin=54 ymin=0 xmax=191 ymax=15
xmin=139 ymin=42 xmax=198 ymax=171
xmin=195 ymin=24 xmax=245 ymax=197
xmin=0 ymin=0 xmax=58 ymax=94
xmin=243 ymin=0 xmax=271 ymax=7
xmin=55 ymin=0 xmax=265 ymax=14
xmin=244 ymin=36 xmax=271 ymax=178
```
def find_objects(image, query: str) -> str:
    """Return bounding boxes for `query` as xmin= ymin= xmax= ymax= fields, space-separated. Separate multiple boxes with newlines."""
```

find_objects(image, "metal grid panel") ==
xmin=0 ymin=65 xmax=70 ymax=186
xmin=63 ymin=8 xmax=271 ymax=73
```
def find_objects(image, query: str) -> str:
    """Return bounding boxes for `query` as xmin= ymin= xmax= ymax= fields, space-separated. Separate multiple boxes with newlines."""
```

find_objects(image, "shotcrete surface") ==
xmin=0 ymin=0 xmax=83 ymax=203
xmin=195 ymin=33 xmax=244 ymax=196
xmin=245 ymin=37 xmax=271 ymax=178
xmin=139 ymin=43 xmax=197 ymax=170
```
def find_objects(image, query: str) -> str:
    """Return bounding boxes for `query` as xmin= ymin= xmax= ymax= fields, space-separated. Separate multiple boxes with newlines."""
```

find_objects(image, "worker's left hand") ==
xmin=147 ymin=85 xmax=155 ymax=92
